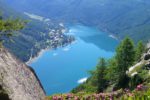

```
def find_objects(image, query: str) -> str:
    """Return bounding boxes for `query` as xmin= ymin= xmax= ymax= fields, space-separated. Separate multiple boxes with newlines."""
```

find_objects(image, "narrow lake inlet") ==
xmin=30 ymin=24 xmax=119 ymax=95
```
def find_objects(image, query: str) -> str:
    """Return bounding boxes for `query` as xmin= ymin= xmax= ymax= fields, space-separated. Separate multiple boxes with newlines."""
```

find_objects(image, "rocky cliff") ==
xmin=0 ymin=48 xmax=46 ymax=100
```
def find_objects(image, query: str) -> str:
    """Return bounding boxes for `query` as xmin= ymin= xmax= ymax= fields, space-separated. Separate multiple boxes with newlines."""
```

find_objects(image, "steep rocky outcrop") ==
xmin=129 ymin=48 xmax=150 ymax=76
xmin=0 ymin=48 xmax=45 ymax=100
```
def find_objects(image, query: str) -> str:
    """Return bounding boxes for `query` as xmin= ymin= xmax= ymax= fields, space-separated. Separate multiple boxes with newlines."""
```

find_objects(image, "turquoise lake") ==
xmin=30 ymin=24 xmax=119 ymax=95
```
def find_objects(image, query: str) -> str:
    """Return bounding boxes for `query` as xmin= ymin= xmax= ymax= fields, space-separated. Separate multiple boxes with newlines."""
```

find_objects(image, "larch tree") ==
xmin=115 ymin=37 xmax=135 ymax=88
xmin=135 ymin=41 xmax=145 ymax=61
xmin=96 ymin=58 xmax=107 ymax=93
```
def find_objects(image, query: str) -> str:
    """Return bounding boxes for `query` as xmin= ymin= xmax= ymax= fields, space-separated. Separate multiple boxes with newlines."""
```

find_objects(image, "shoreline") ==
xmin=25 ymin=41 xmax=76 ymax=65
xmin=25 ymin=25 xmax=119 ymax=65
xmin=95 ymin=25 xmax=120 ymax=41
xmin=108 ymin=34 xmax=119 ymax=40
xmin=26 ymin=23 xmax=74 ymax=65
xmin=26 ymin=47 xmax=50 ymax=65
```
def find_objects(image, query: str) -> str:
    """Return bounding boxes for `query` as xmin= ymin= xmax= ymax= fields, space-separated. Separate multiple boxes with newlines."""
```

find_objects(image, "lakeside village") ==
xmin=27 ymin=22 xmax=75 ymax=63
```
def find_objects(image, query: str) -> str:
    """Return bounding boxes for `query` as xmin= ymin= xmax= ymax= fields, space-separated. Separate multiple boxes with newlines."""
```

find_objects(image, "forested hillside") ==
xmin=0 ymin=1 xmax=74 ymax=62
xmin=5 ymin=0 xmax=150 ymax=42
xmin=1 ymin=0 xmax=150 ymax=99
xmin=50 ymin=38 xmax=150 ymax=100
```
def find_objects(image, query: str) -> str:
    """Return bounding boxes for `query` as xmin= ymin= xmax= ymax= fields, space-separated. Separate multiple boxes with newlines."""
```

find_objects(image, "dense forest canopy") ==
xmin=5 ymin=0 xmax=150 ymax=42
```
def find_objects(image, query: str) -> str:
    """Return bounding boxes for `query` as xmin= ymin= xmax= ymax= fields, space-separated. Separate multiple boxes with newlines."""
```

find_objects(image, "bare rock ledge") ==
xmin=0 ymin=48 xmax=46 ymax=100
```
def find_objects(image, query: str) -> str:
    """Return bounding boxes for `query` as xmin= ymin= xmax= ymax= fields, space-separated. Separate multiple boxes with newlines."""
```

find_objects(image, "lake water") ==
xmin=30 ymin=24 xmax=119 ymax=95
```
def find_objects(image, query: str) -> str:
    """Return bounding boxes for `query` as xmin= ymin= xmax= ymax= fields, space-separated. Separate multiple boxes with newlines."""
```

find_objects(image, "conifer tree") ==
xmin=135 ymin=41 xmax=145 ymax=61
xmin=96 ymin=58 xmax=107 ymax=93
xmin=116 ymin=37 xmax=135 ymax=88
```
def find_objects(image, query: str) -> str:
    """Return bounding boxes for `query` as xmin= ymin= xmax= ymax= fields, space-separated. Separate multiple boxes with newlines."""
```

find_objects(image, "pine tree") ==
xmin=96 ymin=58 xmax=107 ymax=93
xmin=105 ymin=57 xmax=118 ymax=84
xmin=116 ymin=37 xmax=135 ymax=88
xmin=135 ymin=41 xmax=145 ymax=61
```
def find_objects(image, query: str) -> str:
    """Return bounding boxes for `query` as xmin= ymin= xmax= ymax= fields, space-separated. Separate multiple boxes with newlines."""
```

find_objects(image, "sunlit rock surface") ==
xmin=0 ymin=48 xmax=45 ymax=100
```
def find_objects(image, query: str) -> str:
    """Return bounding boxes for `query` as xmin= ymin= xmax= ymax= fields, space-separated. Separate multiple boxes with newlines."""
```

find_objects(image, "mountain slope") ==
xmin=0 ymin=48 xmax=45 ymax=100
xmin=5 ymin=0 xmax=150 ymax=42
xmin=0 ymin=1 xmax=74 ymax=62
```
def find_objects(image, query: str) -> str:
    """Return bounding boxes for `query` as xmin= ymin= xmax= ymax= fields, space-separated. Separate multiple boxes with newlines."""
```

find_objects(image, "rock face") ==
xmin=144 ymin=54 xmax=150 ymax=60
xmin=0 ymin=48 xmax=45 ymax=100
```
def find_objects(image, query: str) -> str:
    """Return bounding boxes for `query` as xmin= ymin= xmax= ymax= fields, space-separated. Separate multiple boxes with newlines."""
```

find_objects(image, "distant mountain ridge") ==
xmin=5 ymin=0 xmax=150 ymax=42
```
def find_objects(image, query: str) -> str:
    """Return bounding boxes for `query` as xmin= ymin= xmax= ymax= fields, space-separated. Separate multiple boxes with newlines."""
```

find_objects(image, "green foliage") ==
xmin=138 ymin=69 xmax=150 ymax=83
xmin=115 ymin=37 xmax=135 ymax=89
xmin=130 ymin=74 xmax=143 ymax=90
xmin=72 ymin=37 xmax=149 ymax=94
xmin=71 ymin=83 xmax=86 ymax=93
xmin=71 ymin=83 xmax=96 ymax=94
xmin=135 ymin=41 xmax=145 ymax=61
xmin=105 ymin=57 xmax=118 ymax=84
xmin=71 ymin=58 xmax=108 ymax=93
xmin=132 ymin=88 xmax=150 ymax=100
xmin=87 ymin=58 xmax=108 ymax=93
xmin=7 ymin=0 xmax=150 ymax=43
xmin=0 ymin=16 xmax=27 ymax=46
xmin=96 ymin=58 xmax=107 ymax=93
xmin=0 ymin=8 xmax=75 ymax=62
xmin=128 ymin=64 xmax=144 ymax=76
xmin=50 ymin=88 xmax=150 ymax=100
xmin=116 ymin=37 xmax=135 ymax=73
xmin=129 ymin=65 xmax=150 ymax=89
